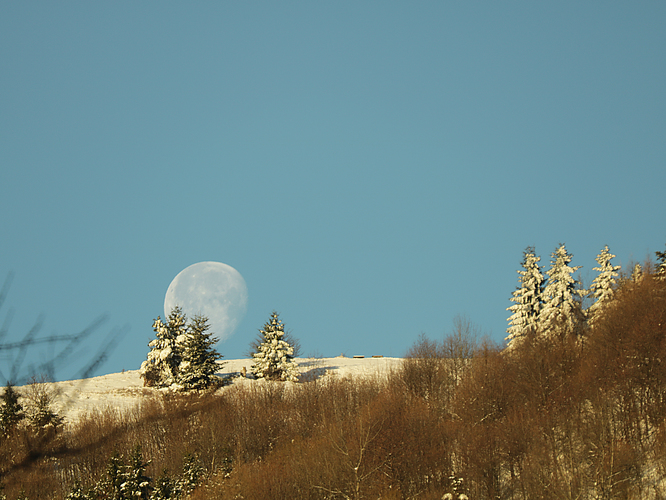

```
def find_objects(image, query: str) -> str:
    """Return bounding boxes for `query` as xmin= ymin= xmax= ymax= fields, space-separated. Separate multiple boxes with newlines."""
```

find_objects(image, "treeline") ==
xmin=506 ymin=243 xmax=662 ymax=346
xmin=139 ymin=310 xmax=300 ymax=391
xmin=1 ymin=252 xmax=666 ymax=499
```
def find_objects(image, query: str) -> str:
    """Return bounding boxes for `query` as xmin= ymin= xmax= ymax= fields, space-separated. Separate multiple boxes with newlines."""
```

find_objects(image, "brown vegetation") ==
xmin=1 ymin=268 xmax=666 ymax=499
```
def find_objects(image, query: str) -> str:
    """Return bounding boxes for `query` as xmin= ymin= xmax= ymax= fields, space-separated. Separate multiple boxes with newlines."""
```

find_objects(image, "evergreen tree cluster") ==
xmin=142 ymin=308 xmax=301 ymax=388
xmin=1 ymin=379 xmax=63 ymax=438
xmin=140 ymin=307 xmax=221 ymax=391
xmin=506 ymin=243 xmax=653 ymax=346
xmin=65 ymin=448 xmax=204 ymax=500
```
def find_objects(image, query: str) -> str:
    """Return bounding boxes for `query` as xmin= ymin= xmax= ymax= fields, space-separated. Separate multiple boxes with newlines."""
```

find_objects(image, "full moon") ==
xmin=164 ymin=262 xmax=249 ymax=342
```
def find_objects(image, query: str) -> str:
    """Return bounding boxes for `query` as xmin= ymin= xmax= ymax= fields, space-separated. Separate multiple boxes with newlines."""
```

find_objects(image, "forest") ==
xmin=1 ymin=245 xmax=666 ymax=499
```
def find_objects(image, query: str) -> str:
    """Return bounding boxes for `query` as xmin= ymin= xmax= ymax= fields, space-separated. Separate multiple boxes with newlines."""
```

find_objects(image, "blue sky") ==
xmin=1 ymin=2 xmax=665 ymax=382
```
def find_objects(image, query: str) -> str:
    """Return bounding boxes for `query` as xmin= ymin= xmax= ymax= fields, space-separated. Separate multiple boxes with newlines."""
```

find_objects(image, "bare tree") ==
xmin=0 ymin=273 xmax=127 ymax=386
xmin=444 ymin=314 xmax=484 ymax=386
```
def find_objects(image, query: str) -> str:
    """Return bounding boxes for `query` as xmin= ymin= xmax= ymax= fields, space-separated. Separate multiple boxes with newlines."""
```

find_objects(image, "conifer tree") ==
xmin=65 ymin=481 xmax=91 ymax=500
xmin=588 ymin=245 xmax=621 ymax=327
xmin=105 ymin=451 xmax=126 ymax=499
xmin=178 ymin=315 xmax=222 ymax=390
xmin=141 ymin=307 xmax=187 ymax=388
xmin=656 ymin=244 xmax=666 ymax=279
xmin=151 ymin=469 xmax=176 ymax=500
xmin=102 ymin=448 xmax=152 ymax=500
xmin=251 ymin=311 xmax=299 ymax=381
xmin=25 ymin=378 xmax=63 ymax=431
xmin=121 ymin=446 xmax=152 ymax=499
xmin=506 ymin=246 xmax=544 ymax=347
xmin=540 ymin=244 xmax=583 ymax=334
xmin=0 ymin=382 xmax=23 ymax=436
xmin=177 ymin=453 xmax=204 ymax=495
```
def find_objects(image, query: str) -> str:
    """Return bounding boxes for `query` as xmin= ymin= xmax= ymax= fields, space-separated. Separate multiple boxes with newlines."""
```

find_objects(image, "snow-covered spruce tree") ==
xmin=656 ymin=244 xmax=666 ymax=279
xmin=65 ymin=481 xmax=92 ymax=500
xmin=631 ymin=263 xmax=644 ymax=283
xmin=140 ymin=307 xmax=187 ymax=388
xmin=151 ymin=469 xmax=177 ymax=500
xmin=104 ymin=451 xmax=126 ymax=499
xmin=101 ymin=447 xmax=152 ymax=500
xmin=176 ymin=453 xmax=204 ymax=495
xmin=540 ymin=244 xmax=584 ymax=335
xmin=251 ymin=311 xmax=299 ymax=381
xmin=25 ymin=377 xmax=63 ymax=431
xmin=177 ymin=315 xmax=222 ymax=390
xmin=506 ymin=246 xmax=544 ymax=347
xmin=0 ymin=382 xmax=23 ymax=436
xmin=120 ymin=446 xmax=152 ymax=499
xmin=588 ymin=245 xmax=621 ymax=327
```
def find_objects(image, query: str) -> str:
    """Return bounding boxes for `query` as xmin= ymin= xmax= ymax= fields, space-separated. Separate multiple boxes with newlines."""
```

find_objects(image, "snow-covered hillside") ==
xmin=40 ymin=356 xmax=402 ymax=423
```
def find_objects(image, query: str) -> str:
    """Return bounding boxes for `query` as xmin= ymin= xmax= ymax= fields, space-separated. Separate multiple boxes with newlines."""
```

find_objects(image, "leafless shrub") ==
xmin=3 ymin=270 xmax=666 ymax=499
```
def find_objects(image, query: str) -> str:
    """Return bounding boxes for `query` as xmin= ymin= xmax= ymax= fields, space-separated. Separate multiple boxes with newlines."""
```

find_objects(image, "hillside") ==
xmin=44 ymin=356 xmax=402 ymax=423
xmin=2 ymin=270 xmax=666 ymax=500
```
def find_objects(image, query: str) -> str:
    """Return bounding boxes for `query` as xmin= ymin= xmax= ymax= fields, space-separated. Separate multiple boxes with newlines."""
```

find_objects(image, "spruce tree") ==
xmin=0 ymin=382 xmax=23 ymax=436
xmin=140 ymin=307 xmax=187 ymax=388
xmin=506 ymin=246 xmax=544 ymax=347
xmin=177 ymin=453 xmax=204 ymax=495
xmin=105 ymin=451 xmax=126 ymax=499
xmin=102 ymin=448 xmax=152 ymax=500
xmin=251 ymin=312 xmax=300 ymax=382
xmin=588 ymin=245 xmax=621 ymax=327
xmin=65 ymin=481 xmax=92 ymax=500
xmin=25 ymin=378 xmax=63 ymax=431
xmin=540 ymin=244 xmax=583 ymax=334
xmin=656 ymin=244 xmax=666 ymax=279
xmin=631 ymin=263 xmax=644 ymax=283
xmin=178 ymin=315 xmax=222 ymax=390
xmin=120 ymin=446 xmax=152 ymax=499
xmin=151 ymin=469 xmax=176 ymax=500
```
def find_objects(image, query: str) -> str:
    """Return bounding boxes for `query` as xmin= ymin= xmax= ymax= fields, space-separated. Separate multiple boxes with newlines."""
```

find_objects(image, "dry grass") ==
xmin=1 ymin=270 xmax=666 ymax=499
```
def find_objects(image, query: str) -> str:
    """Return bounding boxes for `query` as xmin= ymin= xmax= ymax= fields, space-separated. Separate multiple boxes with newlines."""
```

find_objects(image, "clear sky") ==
xmin=1 ymin=2 xmax=665 ymax=382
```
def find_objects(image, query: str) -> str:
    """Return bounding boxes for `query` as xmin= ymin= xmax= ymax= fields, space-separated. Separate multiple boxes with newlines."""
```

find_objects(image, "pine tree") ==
xmin=178 ymin=315 xmax=222 ymax=390
xmin=140 ymin=307 xmax=187 ymax=388
xmin=0 ymin=382 xmax=23 ymax=436
xmin=66 ymin=481 xmax=93 ymax=500
xmin=540 ymin=244 xmax=583 ymax=334
xmin=251 ymin=312 xmax=300 ymax=382
xmin=150 ymin=469 xmax=177 ymax=500
xmin=506 ymin=246 xmax=544 ymax=347
xmin=120 ymin=446 xmax=152 ymax=499
xmin=23 ymin=377 xmax=63 ymax=432
xmin=631 ymin=263 xmax=644 ymax=283
xmin=177 ymin=453 xmax=204 ymax=495
xmin=588 ymin=245 xmax=621 ymax=327
xmin=656 ymin=244 xmax=666 ymax=279
xmin=103 ymin=448 xmax=152 ymax=500
xmin=106 ymin=451 xmax=126 ymax=499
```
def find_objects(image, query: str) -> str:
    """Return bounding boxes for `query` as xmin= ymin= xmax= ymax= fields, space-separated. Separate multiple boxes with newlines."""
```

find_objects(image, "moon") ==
xmin=164 ymin=262 xmax=248 ymax=342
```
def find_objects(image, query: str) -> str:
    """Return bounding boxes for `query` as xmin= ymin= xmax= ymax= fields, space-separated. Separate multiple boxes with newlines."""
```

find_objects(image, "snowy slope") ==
xmin=37 ymin=356 xmax=402 ymax=423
